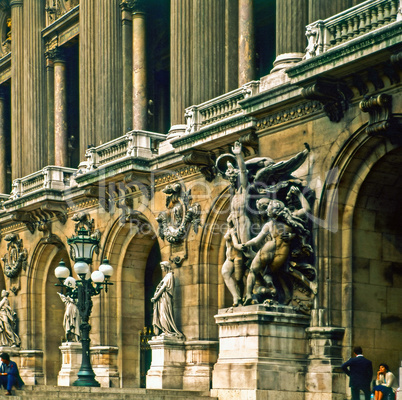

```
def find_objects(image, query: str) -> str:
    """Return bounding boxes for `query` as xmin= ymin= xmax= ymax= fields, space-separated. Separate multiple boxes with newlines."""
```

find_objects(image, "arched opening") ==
xmin=352 ymin=146 xmax=402 ymax=374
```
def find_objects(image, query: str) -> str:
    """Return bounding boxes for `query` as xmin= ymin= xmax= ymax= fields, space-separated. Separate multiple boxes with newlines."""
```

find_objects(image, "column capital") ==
xmin=45 ymin=46 xmax=65 ymax=63
xmin=10 ymin=0 xmax=23 ymax=7
xmin=120 ymin=0 xmax=146 ymax=13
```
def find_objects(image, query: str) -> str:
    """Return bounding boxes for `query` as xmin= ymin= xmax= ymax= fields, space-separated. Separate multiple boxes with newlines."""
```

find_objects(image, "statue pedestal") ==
xmin=305 ymin=326 xmax=346 ymax=400
xmin=57 ymin=342 xmax=82 ymax=386
xmin=91 ymin=346 xmax=119 ymax=387
xmin=211 ymin=305 xmax=310 ymax=400
xmin=146 ymin=335 xmax=185 ymax=389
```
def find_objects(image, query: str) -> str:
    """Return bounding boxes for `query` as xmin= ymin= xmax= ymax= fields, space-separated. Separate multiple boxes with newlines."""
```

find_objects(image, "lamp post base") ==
xmin=72 ymin=370 xmax=100 ymax=387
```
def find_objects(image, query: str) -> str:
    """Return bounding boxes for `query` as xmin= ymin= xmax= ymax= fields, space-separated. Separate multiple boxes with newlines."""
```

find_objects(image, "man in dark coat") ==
xmin=0 ymin=352 xmax=24 ymax=395
xmin=342 ymin=346 xmax=373 ymax=400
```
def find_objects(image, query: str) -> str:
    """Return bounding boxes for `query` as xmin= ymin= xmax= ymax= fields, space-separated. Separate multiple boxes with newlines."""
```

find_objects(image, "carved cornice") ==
xmin=154 ymin=166 xmax=200 ymax=186
xmin=256 ymin=101 xmax=322 ymax=131
xmin=301 ymin=79 xmax=353 ymax=123
xmin=359 ymin=93 xmax=402 ymax=143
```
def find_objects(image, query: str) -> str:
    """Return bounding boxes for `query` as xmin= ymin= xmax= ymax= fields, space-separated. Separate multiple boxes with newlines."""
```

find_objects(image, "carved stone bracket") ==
xmin=239 ymin=132 xmax=259 ymax=157
xmin=182 ymin=150 xmax=216 ymax=182
xmin=157 ymin=184 xmax=201 ymax=248
xmin=301 ymin=78 xmax=353 ymax=122
xmin=1 ymin=233 xmax=28 ymax=278
xmin=11 ymin=212 xmax=36 ymax=234
xmin=359 ymin=93 xmax=402 ymax=142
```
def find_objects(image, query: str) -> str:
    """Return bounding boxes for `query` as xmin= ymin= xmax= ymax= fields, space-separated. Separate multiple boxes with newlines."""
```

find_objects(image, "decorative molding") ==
xmin=256 ymin=101 xmax=322 ymax=131
xmin=1 ymin=233 xmax=28 ymax=278
xmin=182 ymin=150 xmax=216 ymax=182
xmin=301 ymin=79 xmax=353 ymax=123
xmin=359 ymin=93 xmax=402 ymax=142
xmin=154 ymin=166 xmax=200 ymax=186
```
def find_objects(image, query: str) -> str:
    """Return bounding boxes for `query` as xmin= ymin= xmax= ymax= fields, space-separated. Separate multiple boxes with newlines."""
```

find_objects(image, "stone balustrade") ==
xmin=304 ymin=0 xmax=401 ymax=59
xmin=9 ymin=166 xmax=76 ymax=200
xmin=184 ymin=81 xmax=260 ymax=134
xmin=82 ymin=130 xmax=166 ymax=173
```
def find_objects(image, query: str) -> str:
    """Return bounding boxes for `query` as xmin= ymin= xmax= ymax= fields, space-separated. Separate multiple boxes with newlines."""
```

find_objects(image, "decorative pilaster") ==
xmin=0 ymin=87 xmax=6 ymax=193
xmin=272 ymin=0 xmax=308 ymax=72
xmin=79 ymin=0 xmax=97 ymax=155
xmin=120 ymin=0 xmax=133 ymax=132
xmin=10 ymin=0 xmax=23 ymax=180
xmin=238 ymin=0 xmax=255 ymax=85
xmin=96 ymin=0 xmax=123 ymax=143
xmin=132 ymin=0 xmax=147 ymax=130
xmin=23 ymin=0 xmax=47 ymax=176
xmin=53 ymin=48 xmax=68 ymax=167
xmin=45 ymin=50 xmax=55 ymax=166
xmin=192 ymin=0 xmax=225 ymax=105
xmin=170 ymin=0 xmax=192 ymax=125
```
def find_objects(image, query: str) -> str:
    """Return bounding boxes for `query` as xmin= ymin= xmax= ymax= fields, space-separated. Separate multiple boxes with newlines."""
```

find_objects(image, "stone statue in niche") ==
xmin=216 ymin=141 xmax=316 ymax=314
xmin=58 ymin=292 xmax=81 ymax=342
xmin=151 ymin=261 xmax=183 ymax=338
xmin=0 ymin=290 xmax=21 ymax=347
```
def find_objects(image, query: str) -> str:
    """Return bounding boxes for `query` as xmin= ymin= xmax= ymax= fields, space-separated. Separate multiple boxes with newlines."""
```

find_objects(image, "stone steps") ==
xmin=0 ymin=386 xmax=216 ymax=399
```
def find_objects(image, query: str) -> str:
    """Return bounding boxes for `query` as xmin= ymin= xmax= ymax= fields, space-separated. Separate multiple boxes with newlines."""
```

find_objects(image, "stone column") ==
xmin=225 ymin=0 xmax=239 ymax=92
xmin=96 ymin=0 xmax=123 ymax=144
xmin=309 ymin=0 xmax=354 ymax=22
xmin=79 ymin=0 xmax=96 ymax=154
xmin=45 ymin=52 xmax=55 ymax=166
xmin=0 ymin=87 xmax=7 ymax=193
xmin=170 ymin=0 xmax=192 ymax=126
xmin=192 ymin=0 xmax=225 ymax=105
xmin=238 ymin=0 xmax=255 ymax=85
xmin=23 ymin=0 xmax=47 ymax=177
xmin=272 ymin=0 xmax=308 ymax=72
xmin=10 ymin=0 xmax=24 ymax=180
xmin=132 ymin=0 xmax=147 ymax=131
xmin=53 ymin=48 xmax=68 ymax=167
xmin=121 ymin=1 xmax=133 ymax=132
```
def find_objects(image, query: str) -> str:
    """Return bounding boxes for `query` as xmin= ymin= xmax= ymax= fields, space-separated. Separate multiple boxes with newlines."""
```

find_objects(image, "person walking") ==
xmin=342 ymin=346 xmax=373 ymax=400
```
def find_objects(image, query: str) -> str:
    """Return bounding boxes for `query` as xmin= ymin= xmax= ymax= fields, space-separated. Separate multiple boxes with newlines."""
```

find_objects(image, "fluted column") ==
xmin=0 ymin=87 xmax=6 ymax=193
xmin=238 ymin=0 xmax=255 ymax=85
xmin=192 ymin=0 xmax=225 ymax=105
xmin=309 ymin=0 xmax=354 ymax=22
xmin=121 ymin=1 xmax=133 ymax=132
xmin=53 ymin=48 xmax=68 ymax=167
xmin=45 ymin=52 xmax=55 ymax=166
xmin=132 ymin=0 xmax=147 ymax=131
xmin=96 ymin=0 xmax=123 ymax=144
xmin=10 ymin=0 xmax=24 ymax=180
xmin=225 ymin=0 xmax=238 ymax=92
xmin=80 ymin=0 xmax=97 ymax=154
xmin=272 ymin=0 xmax=308 ymax=72
xmin=170 ymin=0 xmax=192 ymax=125
xmin=23 ymin=0 xmax=47 ymax=176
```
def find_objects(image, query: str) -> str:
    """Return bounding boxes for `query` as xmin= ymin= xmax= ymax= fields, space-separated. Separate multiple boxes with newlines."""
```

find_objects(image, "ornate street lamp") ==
xmin=55 ymin=226 xmax=113 ymax=387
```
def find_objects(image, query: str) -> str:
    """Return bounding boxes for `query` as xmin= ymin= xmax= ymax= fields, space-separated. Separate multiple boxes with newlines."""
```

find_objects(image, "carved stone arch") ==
xmin=99 ymin=211 xmax=163 ymax=388
xmin=198 ymin=186 xmax=231 ymax=339
xmin=26 ymin=235 xmax=71 ymax=385
xmin=317 ymin=126 xmax=401 ymax=362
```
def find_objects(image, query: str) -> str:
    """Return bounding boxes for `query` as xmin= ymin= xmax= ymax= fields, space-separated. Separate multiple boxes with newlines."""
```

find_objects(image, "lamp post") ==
xmin=55 ymin=226 xmax=113 ymax=387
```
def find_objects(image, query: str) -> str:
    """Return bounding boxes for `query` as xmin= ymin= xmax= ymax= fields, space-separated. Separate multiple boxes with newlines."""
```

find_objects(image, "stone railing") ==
xmin=45 ymin=0 xmax=79 ymax=26
xmin=304 ymin=0 xmax=401 ymax=59
xmin=184 ymin=81 xmax=260 ymax=134
xmin=82 ymin=130 xmax=166 ymax=172
xmin=9 ymin=166 xmax=76 ymax=200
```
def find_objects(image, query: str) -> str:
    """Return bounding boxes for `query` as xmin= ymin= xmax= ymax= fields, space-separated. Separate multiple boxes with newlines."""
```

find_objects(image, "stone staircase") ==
xmin=0 ymin=386 xmax=216 ymax=399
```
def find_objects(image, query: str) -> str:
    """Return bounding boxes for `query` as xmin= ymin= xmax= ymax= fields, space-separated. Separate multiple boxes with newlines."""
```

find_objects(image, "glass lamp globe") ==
xmin=64 ymin=276 xmax=76 ymax=288
xmin=99 ymin=259 xmax=114 ymax=278
xmin=55 ymin=260 xmax=70 ymax=280
xmin=74 ymin=261 xmax=90 ymax=276
xmin=91 ymin=270 xmax=105 ymax=283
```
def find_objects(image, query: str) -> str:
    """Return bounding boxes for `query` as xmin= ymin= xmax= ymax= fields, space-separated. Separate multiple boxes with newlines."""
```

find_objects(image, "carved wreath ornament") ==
xmin=1 ymin=233 xmax=28 ymax=278
xmin=156 ymin=184 xmax=201 ymax=243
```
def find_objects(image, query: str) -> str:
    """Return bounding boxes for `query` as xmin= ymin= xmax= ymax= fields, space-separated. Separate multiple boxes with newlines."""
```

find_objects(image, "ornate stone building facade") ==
xmin=0 ymin=0 xmax=401 ymax=399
